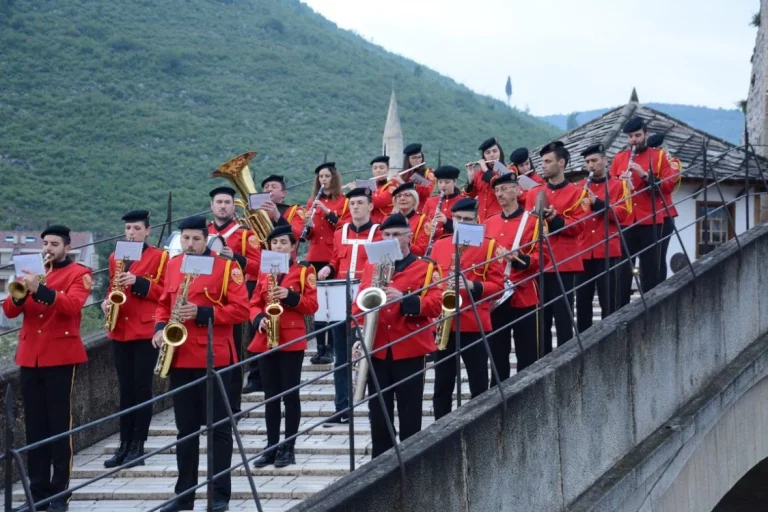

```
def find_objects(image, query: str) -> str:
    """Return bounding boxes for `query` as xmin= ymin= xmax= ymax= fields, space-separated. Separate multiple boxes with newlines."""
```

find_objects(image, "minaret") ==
xmin=382 ymin=89 xmax=404 ymax=173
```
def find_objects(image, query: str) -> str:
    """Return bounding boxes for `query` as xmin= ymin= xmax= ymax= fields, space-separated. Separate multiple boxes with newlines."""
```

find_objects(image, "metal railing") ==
xmin=1 ymin=139 xmax=767 ymax=511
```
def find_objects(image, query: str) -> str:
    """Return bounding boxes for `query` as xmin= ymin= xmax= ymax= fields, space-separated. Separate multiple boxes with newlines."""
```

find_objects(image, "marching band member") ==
xmin=421 ymin=165 xmax=465 ymax=241
xmin=101 ymin=210 xmax=168 ymax=469
xmin=152 ymin=216 xmax=249 ymax=512
xmin=509 ymin=147 xmax=545 ymax=208
xmin=576 ymin=144 xmax=631 ymax=333
xmin=352 ymin=213 xmax=442 ymax=458
xmin=318 ymin=187 xmax=382 ymax=424
xmin=402 ymin=143 xmax=436 ymax=208
xmin=464 ymin=137 xmax=505 ymax=221
xmin=370 ymin=155 xmax=398 ymax=224
xmin=430 ymin=198 xmax=504 ymax=419
xmin=485 ymin=173 xmax=541 ymax=377
xmin=3 ymin=225 xmax=92 ymax=511
xmin=249 ymin=225 xmax=319 ymax=468
xmin=539 ymin=141 xmax=589 ymax=354
xmin=304 ymin=162 xmax=349 ymax=365
xmin=610 ymin=117 xmax=679 ymax=304
xmin=391 ymin=182 xmax=430 ymax=256
xmin=208 ymin=186 xmax=260 ymax=415
xmin=647 ymin=133 xmax=682 ymax=281
xmin=260 ymin=174 xmax=305 ymax=241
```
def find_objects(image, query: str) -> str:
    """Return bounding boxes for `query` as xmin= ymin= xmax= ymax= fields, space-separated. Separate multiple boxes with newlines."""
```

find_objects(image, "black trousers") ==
xmin=576 ymin=258 xmax=619 ymax=334
xmin=489 ymin=304 xmax=538 ymax=384
xmin=659 ymin=217 xmax=675 ymax=281
xmin=20 ymin=365 xmax=76 ymax=504
xmin=244 ymin=279 xmax=263 ymax=388
xmin=433 ymin=331 xmax=487 ymax=420
xmin=258 ymin=351 xmax=304 ymax=447
xmin=112 ymin=340 xmax=156 ymax=442
xmin=169 ymin=368 xmax=232 ymax=506
xmin=542 ymin=272 xmax=577 ymax=355
xmin=368 ymin=355 xmax=425 ymax=458
xmin=228 ymin=322 xmax=249 ymax=414
xmin=618 ymin=223 xmax=666 ymax=307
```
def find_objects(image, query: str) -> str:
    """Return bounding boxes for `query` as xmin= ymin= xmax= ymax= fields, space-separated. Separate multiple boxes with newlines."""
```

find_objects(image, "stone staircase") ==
xmin=9 ymin=301 xmax=619 ymax=511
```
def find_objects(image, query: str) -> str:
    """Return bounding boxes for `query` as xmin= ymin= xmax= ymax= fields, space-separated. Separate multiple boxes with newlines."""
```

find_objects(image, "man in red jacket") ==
xmin=101 ymin=210 xmax=168 ymax=469
xmin=485 ymin=173 xmax=541 ymax=377
xmin=575 ymin=144 xmax=631 ymax=333
xmin=352 ymin=213 xmax=442 ymax=458
xmin=260 ymin=174 xmax=305 ymax=242
xmin=152 ymin=216 xmax=250 ymax=512
xmin=3 ymin=225 xmax=92 ymax=512
xmin=539 ymin=141 xmax=588 ymax=354
xmin=430 ymin=198 xmax=504 ymax=419
xmin=609 ymin=117 xmax=679 ymax=305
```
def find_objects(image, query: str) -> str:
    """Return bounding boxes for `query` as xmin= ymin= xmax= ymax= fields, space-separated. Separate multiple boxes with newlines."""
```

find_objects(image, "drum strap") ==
xmin=342 ymin=223 xmax=378 ymax=277
xmin=220 ymin=222 xmax=242 ymax=241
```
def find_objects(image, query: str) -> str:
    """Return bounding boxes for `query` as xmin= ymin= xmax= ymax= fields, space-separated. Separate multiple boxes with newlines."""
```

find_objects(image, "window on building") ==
xmin=25 ymin=236 xmax=35 ymax=243
xmin=4 ymin=236 xmax=14 ymax=243
xmin=696 ymin=202 xmax=735 ymax=257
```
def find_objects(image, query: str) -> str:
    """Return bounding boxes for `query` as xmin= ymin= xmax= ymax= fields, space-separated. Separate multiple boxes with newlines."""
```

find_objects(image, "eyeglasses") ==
xmin=453 ymin=215 xmax=477 ymax=223
xmin=381 ymin=231 xmax=411 ymax=238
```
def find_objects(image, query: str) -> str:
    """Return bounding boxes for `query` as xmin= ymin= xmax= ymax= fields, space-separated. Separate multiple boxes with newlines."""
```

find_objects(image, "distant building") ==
xmin=746 ymin=0 xmax=768 ymax=223
xmin=382 ymin=89 xmax=404 ymax=174
xmin=0 ymin=231 xmax=99 ymax=327
xmin=531 ymin=90 xmax=768 ymax=275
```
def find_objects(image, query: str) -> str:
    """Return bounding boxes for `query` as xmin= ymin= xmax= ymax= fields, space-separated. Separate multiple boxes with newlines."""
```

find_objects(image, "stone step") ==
xmin=241 ymin=387 xmax=472 ymax=403
xmin=11 ymin=499 xmax=302 ymax=512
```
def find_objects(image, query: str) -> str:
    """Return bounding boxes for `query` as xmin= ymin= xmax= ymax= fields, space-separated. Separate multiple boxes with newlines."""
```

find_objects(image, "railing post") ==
xmin=5 ymin=386 xmax=13 ymax=512
xmin=744 ymin=123 xmax=750 ymax=232
xmin=206 ymin=320 xmax=214 ymax=512
xmin=345 ymin=273 xmax=355 ymax=473
xmin=453 ymin=242 xmax=462 ymax=409
xmin=156 ymin=191 xmax=173 ymax=248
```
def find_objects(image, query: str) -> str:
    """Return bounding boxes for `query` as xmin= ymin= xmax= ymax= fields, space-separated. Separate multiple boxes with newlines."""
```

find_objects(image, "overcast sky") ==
xmin=301 ymin=0 xmax=759 ymax=115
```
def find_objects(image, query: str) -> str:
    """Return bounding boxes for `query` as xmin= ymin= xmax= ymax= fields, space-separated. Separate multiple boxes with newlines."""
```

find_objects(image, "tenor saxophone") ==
xmin=436 ymin=247 xmax=464 ymax=351
xmin=154 ymin=271 xmax=197 ymax=378
xmin=265 ymin=271 xmax=284 ymax=349
xmin=105 ymin=257 xmax=129 ymax=331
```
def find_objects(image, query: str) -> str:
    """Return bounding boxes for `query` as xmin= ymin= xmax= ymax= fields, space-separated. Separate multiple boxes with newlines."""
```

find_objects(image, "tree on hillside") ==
xmin=505 ymin=76 xmax=512 ymax=106
xmin=566 ymin=112 xmax=579 ymax=131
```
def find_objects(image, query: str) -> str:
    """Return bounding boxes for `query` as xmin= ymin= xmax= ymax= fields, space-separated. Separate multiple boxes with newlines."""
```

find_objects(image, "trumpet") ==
xmin=105 ymin=256 xmax=129 ymax=331
xmin=265 ymin=270 xmax=283 ymax=349
xmin=8 ymin=254 xmax=52 ymax=300
xmin=621 ymin=145 xmax=637 ymax=191
xmin=155 ymin=270 xmax=197 ymax=378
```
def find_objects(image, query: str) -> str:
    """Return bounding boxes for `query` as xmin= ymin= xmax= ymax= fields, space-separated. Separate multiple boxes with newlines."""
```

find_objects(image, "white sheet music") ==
xmin=13 ymin=254 xmax=45 ymax=277
xmin=518 ymin=175 xmax=541 ymax=191
xmin=181 ymin=255 xmax=215 ymax=275
xmin=410 ymin=173 xmax=430 ymax=186
xmin=494 ymin=160 xmax=511 ymax=176
xmin=453 ymin=223 xmax=485 ymax=247
xmin=248 ymin=193 xmax=272 ymax=209
xmin=355 ymin=179 xmax=377 ymax=191
xmin=365 ymin=240 xmax=402 ymax=264
xmin=260 ymin=250 xmax=289 ymax=274
xmin=115 ymin=241 xmax=143 ymax=261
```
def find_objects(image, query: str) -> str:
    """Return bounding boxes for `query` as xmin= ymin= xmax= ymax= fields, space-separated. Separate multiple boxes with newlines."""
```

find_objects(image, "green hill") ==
xmin=0 ymin=0 xmax=558 ymax=240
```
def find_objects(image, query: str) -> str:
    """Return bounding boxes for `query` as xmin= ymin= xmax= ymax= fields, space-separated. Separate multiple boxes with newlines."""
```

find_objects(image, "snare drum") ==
xmin=315 ymin=279 xmax=361 ymax=323
xmin=164 ymin=231 xmax=183 ymax=258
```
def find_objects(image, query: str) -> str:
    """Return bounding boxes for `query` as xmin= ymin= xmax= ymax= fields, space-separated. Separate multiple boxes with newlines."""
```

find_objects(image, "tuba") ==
xmin=436 ymin=246 xmax=464 ymax=351
xmin=352 ymin=260 xmax=394 ymax=403
xmin=155 ymin=270 xmax=197 ymax=378
xmin=211 ymin=151 xmax=273 ymax=249
xmin=265 ymin=270 xmax=284 ymax=349
xmin=8 ymin=254 xmax=52 ymax=300
xmin=105 ymin=257 xmax=129 ymax=331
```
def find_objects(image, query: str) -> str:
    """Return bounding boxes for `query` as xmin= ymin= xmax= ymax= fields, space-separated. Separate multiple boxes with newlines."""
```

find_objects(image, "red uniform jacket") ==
xmin=3 ymin=259 xmax=92 ymax=367
xmin=465 ymin=168 xmax=501 ymax=221
xmin=662 ymin=153 xmax=682 ymax=217
xmin=107 ymin=245 xmax=169 ymax=342
xmin=327 ymin=221 xmax=383 ymax=280
xmin=511 ymin=169 xmax=545 ymax=210
xmin=154 ymin=252 xmax=250 ymax=368
xmin=248 ymin=263 xmax=319 ymax=352
xmin=575 ymin=177 xmax=632 ymax=260
xmin=371 ymin=179 xmax=396 ymax=225
xmin=402 ymin=210 xmax=429 ymax=256
xmin=542 ymin=181 xmax=589 ymax=273
xmin=414 ymin=169 xmax=436 ymax=211
xmin=431 ymin=236 xmax=504 ymax=332
xmin=208 ymin=219 xmax=261 ymax=280
xmin=305 ymin=194 xmax=349 ymax=263
xmin=485 ymin=208 xmax=541 ymax=308
xmin=421 ymin=191 xmax=465 ymax=241
xmin=609 ymin=147 xmax=679 ymax=226
xmin=352 ymin=254 xmax=442 ymax=360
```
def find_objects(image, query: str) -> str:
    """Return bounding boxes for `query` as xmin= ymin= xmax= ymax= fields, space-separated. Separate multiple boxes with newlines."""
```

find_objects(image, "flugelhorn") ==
xmin=8 ymin=254 xmax=52 ymax=300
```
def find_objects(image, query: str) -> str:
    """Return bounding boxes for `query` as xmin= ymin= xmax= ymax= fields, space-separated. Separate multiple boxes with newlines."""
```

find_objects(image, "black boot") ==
xmin=123 ymin=440 xmax=146 ymax=467
xmin=273 ymin=444 xmax=296 ymax=468
xmin=252 ymin=445 xmax=277 ymax=468
xmin=104 ymin=440 xmax=130 ymax=468
xmin=317 ymin=344 xmax=333 ymax=365
xmin=310 ymin=344 xmax=324 ymax=365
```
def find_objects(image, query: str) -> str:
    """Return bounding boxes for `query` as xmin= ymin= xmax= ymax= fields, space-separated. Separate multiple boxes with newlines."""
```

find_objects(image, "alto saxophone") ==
xmin=436 ymin=246 xmax=465 ymax=351
xmin=105 ymin=257 xmax=129 ymax=331
xmin=265 ymin=270 xmax=284 ymax=349
xmin=154 ymin=271 xmax=197 ymax=378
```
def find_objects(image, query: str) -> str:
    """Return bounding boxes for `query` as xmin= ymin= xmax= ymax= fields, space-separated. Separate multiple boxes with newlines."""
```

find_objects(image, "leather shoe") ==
xmin=242 ymin=380 xmax=262 ymax=394
xmin=211 ymin=500 xmax=230 ymax=512
xmin=274 ymin=444 xmax=296 ymax=468
xmin=158 ymin=499 xmax=194 ymax=512
xmin=252 ymin=446 xmax=276 ymax=468
xmin=122 ymin=440 xmax=145 ymax=467
xmin=103 ymin=440 xmax=130 ymax=468
xmin=47 ymin=500 xmax=69 ymax=512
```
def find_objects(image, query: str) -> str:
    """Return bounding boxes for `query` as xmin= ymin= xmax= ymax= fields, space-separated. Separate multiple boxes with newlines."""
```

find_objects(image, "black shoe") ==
xmin=317 ymin=345 xmax=334 ymax=365
xmin=103 ymin=440 xmax=130 ymax=468
xmin=211 ymin=500 xmax=230 ymax=512
xmin=323 ymin=412 xmax=349 ymax=427
xmin=310 ymin=345 xmax=324 ymax=365
xmin=158 ymin=499 xmax=194 ymax=512
xmin=122 ymin=440 xmax=145 ymax=467
xmin=273 ymin=444 xmax=296 ymax=468
xmin=242 ymin=380 xmax=262 ymax=394
xmin=252 ymin=446 xmax=276 ymax=468
xmin=47 ymin=500 xmax=69 ymax=512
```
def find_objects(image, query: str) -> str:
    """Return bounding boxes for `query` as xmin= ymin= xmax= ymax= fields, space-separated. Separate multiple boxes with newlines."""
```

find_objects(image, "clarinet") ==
xmin=300 ymin=186 xmax=324 ymax=242
xmin=583 ymin=171 xmax=594 ymax=190
xmin=424 ymin=193 xmax=444 ymax=257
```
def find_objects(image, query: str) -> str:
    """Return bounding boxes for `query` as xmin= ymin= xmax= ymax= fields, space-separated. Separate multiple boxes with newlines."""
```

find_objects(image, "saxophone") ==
xmin=105 ymin=257 xmax=129 ymax=331
xmin=436 ymin=246 xmax=465 ymax=351
xmin=154 ymin=271 xmax=197 ymax=378
xmin=352 ymin=259 xmax=394 ymax=403
xmin=265 ymin=270 xmax=284 ymax=349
